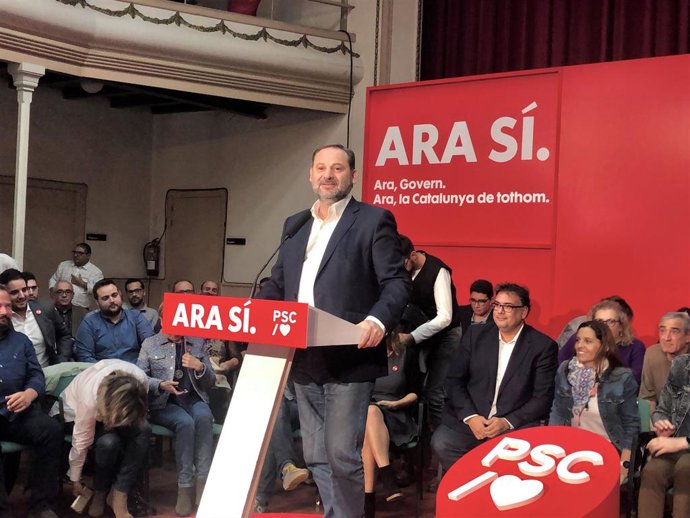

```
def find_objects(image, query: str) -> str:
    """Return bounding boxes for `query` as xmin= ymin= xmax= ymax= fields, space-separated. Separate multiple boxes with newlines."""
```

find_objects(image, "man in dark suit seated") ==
xmin=0 ymin=269 xmax=73 ymax=365
xmin=51 ymin=280 xmax=87 ymax=338
xmin=457 ymin=278 xmax=495 ymax=335
xmin=431 ymin=282 xmax=558 ymax=471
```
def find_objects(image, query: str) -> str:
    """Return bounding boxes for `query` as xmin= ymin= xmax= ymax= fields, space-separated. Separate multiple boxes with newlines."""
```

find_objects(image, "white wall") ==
xmin=150 ymin=0 xmax=420 ymax=287
xmin=0 ymin=0 xmax=419 ymax=293
xmin=0 ymin=83 xmax=152 ymax=280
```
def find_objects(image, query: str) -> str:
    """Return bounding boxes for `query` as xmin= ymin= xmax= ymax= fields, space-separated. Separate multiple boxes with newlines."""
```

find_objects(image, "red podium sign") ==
xmin=437 ymin=426 xmax=620 ymax=517
xmin=161 ymin=293 xmax=309 ymax=347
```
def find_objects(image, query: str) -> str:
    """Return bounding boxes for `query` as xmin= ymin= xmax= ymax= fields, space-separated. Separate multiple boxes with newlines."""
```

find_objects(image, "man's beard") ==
xmin=315 ymin=182 xmax=352 ymax=202
xmin=101 ymin=306 xmax=122 ymax=317
xmin=0 ymin=318 xmax=10 ymax=336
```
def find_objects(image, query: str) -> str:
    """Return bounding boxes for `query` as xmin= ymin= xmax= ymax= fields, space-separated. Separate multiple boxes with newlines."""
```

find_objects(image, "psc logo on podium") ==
xmin=437 ymin=426 xmax=621 ymax=517
xmin=162 ymin=293 xmax=309 ymax=347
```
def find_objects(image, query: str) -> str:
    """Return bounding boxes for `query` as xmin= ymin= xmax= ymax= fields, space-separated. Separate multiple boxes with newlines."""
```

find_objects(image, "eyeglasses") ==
xmin=596 ymin=318 xmax=620 ymax=327
xmin=27 ymin=285 xmax=38 ymax=291
xmin=470 ymin=298 xmax=490 ymax=305
xmin=72 ymin=250 xmax=86 ymax=255
xmin=491 ymin=302 xmax=525 ymax=313
xmin=175 ymin=289 xmax=194 ymax=294
xmin=55 ymin=289 xmax=74 ymax=296
xmin=126 ymin=288 xmax=144 ymax=295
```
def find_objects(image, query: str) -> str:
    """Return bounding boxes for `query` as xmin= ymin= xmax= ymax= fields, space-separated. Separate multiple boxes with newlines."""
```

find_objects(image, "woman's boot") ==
xmin=175 ymin=486 xmax=195 ymax=516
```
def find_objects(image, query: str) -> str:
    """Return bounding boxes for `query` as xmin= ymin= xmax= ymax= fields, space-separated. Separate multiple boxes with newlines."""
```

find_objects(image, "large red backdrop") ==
xmin=363 ymin=55 xmax=690 ymax=343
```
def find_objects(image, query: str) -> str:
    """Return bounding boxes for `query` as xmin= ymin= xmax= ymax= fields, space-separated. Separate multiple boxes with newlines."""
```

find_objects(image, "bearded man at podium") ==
xmin=259 ymin=144 xmax=411 ymax=518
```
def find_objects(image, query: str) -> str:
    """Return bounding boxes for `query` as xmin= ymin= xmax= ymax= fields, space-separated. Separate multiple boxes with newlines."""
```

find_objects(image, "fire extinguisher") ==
xmin=143 ymin=239 xmax=160 ymax=277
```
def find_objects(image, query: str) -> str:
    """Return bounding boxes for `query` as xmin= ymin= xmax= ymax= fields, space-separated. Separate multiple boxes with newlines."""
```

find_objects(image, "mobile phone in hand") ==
xmin=71 ymin=486 xmax=93 ymax=514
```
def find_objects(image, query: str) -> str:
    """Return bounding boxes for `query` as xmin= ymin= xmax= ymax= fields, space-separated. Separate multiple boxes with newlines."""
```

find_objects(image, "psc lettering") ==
xmin=272 ymin=310 xmax=298 ymax=324
xmin=449 ymin=436 xmax=604 ymax=503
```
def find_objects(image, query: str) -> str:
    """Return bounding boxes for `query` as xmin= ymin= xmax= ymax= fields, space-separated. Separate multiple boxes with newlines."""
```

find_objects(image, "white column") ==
xmin=7 ymin=62 xmax=45 ymax=270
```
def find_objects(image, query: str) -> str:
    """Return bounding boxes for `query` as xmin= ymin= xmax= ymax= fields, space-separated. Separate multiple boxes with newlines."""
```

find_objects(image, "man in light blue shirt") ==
xmin=75 ymin=278 xmax=154 ymax=363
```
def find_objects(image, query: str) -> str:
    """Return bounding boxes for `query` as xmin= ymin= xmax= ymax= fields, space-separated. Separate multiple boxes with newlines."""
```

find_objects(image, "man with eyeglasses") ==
xmin=398 ymin=235 xmax=463 ymax=430
xmin=123 ymin=278 xmax=161 ymax=332
xmin=457 ymin=279 xmax=495 ymax=335
xmin=51 ymin=280 xmax=88 ymax=337
xmin=0 ymin=269 xmax=73 ymax=365
xmin=172 ymin=279 xmax=195 ymax=294
xmin=48 ymin=242 xmax=103 ymax=308
xmin=431 ymin=282 xmax=557 ymax=472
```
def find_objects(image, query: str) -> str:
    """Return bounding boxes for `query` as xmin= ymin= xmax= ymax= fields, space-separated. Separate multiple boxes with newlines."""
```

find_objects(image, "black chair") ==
xmin=625 ymin=431 xmax=655 ymax=518
xmin=390 ymin=399 xmax=425 ymax=518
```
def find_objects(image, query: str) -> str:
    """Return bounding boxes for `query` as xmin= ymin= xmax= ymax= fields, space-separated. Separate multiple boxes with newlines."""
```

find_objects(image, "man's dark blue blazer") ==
xmin=259 ymin=198 xmax=411 ymax=383
xmin=442 ymin=321 xmax=558 ymax=434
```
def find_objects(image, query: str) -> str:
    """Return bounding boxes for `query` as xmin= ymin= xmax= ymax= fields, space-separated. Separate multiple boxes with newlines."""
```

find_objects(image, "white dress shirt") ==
xmin=298 ymin=195 xmax=384 ymax=332
xmin=49 ymin=260 xmax=104 ymax=308
xmin=61 ymin=359 xmax=149 ymax=482
xmin=409 ymin=267 xmax=453 ymax=344
xmin=488 ymin=324 xmax=525 ymax=420
xmin=12 ymin=306 xmax=49 ymax=367
xmin=463 ymin=323 xmax=524 ymax=427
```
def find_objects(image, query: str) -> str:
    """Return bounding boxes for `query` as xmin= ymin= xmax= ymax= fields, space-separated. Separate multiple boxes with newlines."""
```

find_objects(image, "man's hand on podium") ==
xmin=357 ymin=320 xmax=384 ymax=349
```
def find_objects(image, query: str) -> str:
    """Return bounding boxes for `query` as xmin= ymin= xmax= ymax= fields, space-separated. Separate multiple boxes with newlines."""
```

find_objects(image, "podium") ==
xmin=436 ymin=426 xmax=621 ymax=517
xmin=161 ymin=294 xmax=363 ymax=518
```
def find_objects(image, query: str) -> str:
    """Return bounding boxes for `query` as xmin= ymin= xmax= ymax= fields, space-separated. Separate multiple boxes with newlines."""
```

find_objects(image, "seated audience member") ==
xmin=172 ymin=279 xmax=195 ymax=294
xmin=556 ymin=315 xmax=587 ymax=349
xmin=555 ymin=295 xmax=634 ymax=349
xmin=363 ymin=330 xmax=420 ymax=517
xmin=0 ymin=285 xmax=62 ymax=518
xmin=206 ymin=336 xmax=241 ymax=421
xmin=75 ymin=279 xmax=154 ymax=363
xmin=0 ymin=268 xmax=72 ymax=365
xmin=254 ymin=382 xmax=310 ymax=514
xmin=549 ymin=320 xmax=639 ymax=484
xmin=52 ymin=280 xmax=87 ymax=337
xmin=638 ymin=353 xmax=690 ymax=517
xmin=22 ymin=271 xmax=39 ymax=301
xmin=431 ymin=283 xmax=558 ymax=471
xmin=0 ymin=253 xmax=18 ymax=274
xmin=123 ymin=278 xmax=160 ymax=332
xmin=62 ymin=359 xmax=149 ymax=518
xmin=200 ymin=280 xmax=220 ymax=296
xmin=640 ymin=312 xmax=690 ymax=413
xmin=49 ymin=242 xmax=103 ymax=308
xmin=137 ymin=313 xmax=215 ymax=516
xmin=198 ymin=280 xmax=241 ymax=417
xmin=457 ymin=279 xmax=494 ymax=335
xmin=558 ymin=299 xmax=645 ymax=384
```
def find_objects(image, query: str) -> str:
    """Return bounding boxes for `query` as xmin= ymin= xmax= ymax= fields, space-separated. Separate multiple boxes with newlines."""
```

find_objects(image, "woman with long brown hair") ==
xmin=558 ymin=299 xmax=646 ymax=384
xmin=550 ymin=320 xmax=639 ymax=484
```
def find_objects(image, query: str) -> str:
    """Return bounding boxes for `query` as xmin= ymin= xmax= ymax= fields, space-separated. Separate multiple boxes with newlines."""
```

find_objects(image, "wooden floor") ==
xmin=8 ymin=450 xmax=438 ymax=517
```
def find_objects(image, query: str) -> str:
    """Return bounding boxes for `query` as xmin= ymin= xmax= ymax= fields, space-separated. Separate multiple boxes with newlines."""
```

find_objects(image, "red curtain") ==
xmin=421 ymin=0 xmax=690 ymax=80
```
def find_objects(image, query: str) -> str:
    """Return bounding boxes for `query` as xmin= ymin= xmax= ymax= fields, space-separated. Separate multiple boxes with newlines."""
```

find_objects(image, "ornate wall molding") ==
xmin=0 ymin=0 xmax=363 ymax=112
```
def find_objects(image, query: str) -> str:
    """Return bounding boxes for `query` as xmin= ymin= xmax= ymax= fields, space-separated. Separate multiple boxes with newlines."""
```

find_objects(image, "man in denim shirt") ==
xmin=639 ymin=347 xmax=690 ymax=517
xmin=75 ymin=279 xmax=154 ymax=363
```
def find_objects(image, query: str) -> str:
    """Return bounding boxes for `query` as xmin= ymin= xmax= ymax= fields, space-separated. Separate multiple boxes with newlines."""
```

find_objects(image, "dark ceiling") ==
xmin=1 ymin=63 xmax=268 ymax=118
